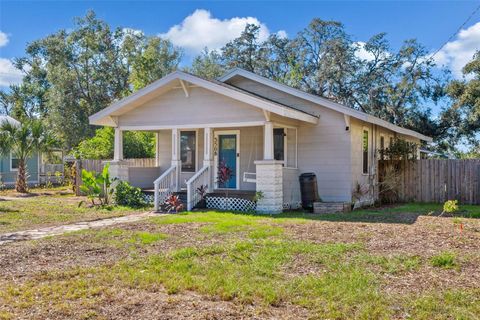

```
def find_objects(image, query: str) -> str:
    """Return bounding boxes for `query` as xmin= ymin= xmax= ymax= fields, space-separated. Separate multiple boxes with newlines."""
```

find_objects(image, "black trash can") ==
xmin=299 ymin=173 xmax=320 ymax=211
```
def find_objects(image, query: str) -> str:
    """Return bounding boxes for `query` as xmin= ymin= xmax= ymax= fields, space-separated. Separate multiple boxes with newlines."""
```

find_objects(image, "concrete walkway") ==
xmin=0 ymin=211 xmax=158 ymax=246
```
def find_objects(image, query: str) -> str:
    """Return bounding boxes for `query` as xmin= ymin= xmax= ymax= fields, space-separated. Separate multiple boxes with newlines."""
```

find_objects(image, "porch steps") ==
xmin=173 ymin=191 xmax=188 ymax=204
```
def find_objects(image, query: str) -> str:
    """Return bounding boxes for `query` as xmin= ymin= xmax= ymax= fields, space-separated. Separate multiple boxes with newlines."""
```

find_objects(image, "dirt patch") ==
xmin=2 ymin=286 xmax=309 ymax=320
xmin=1 ymin=211 xmax=479 ymax=319
xmin=280 ymin=215 xmax=480 ymax=295
xmin=0 ymin=221 xmax=239 ymax=280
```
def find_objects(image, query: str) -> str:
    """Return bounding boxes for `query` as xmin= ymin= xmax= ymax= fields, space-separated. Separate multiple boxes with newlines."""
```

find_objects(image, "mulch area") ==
xmin=281 ymin=215 xmax=480 ymax=294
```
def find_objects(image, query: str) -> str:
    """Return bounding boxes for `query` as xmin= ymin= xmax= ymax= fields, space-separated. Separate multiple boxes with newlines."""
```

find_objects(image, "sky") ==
xmin=0 ymin=0 xmax=479 ymax=89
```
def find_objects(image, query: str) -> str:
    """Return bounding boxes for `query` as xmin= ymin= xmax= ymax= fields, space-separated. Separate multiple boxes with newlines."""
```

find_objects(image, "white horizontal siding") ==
xmin=228 ymin=76 xmax=353 ymax=202
xmin=118 ymin=87 xmax=264 ymax=127
xmin=297 ymin=109 xmax=352 ymax=202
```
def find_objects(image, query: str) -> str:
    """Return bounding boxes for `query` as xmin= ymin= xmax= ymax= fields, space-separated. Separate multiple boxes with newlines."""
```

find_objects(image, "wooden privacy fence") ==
xmin=79 ymin=158 xmax=157 ymax=173
xmin=378 ymin=159 xmax=480 ymax=205
xmin=73 ymin=158 xmax=157 ymax=195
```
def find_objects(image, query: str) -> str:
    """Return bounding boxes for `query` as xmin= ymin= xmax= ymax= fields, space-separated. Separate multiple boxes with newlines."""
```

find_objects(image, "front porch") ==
xmin=109 ymin=121 xmax=301 ymax=213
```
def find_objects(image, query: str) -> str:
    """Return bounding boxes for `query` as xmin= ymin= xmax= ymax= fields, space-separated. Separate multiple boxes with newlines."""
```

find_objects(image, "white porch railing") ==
xmin=186 ymin=166 xmax=210 ymax=210
xmin=154 ymin=166 xmax=177 ymax=211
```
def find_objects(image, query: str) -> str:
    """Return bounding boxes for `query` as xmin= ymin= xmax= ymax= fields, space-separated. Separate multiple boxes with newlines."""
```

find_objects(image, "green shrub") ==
xmin=80 ymin=163 xmax=115 ymax=206
xmin=443 ymin=200 xmax=459 ymax=214
xmin=114 ymin=181 xmax=147 ymax=207
xmin=430 ymin=251 xmax=457 ymax=269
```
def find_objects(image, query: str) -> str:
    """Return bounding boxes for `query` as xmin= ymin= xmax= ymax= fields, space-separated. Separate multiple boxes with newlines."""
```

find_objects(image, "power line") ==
xmin=430 ymin=2 xmax=480 ymax=60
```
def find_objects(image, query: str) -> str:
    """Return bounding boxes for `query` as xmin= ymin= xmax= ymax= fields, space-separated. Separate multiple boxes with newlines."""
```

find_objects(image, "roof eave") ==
xmin=218 ymin=68 xmax=432 ymax=142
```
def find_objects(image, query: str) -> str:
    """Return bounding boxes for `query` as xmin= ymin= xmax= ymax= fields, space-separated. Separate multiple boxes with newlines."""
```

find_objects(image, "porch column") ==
xmin=203 ymin=127 xmax=214 ymax=191
xmin=171 ymin=128 xmax=181 ymax=191
xmin=109 ymin=127 xmax=128 ymax=181
xmin=264 ymin=121 xmax=274 ymax=160
xmin=255 ymin=160 xmax=284 ymax=214
xmin=155 ymin=131 xmax=160 ymax=167
xmin=114 ymin=127 xmax=123 ymax=161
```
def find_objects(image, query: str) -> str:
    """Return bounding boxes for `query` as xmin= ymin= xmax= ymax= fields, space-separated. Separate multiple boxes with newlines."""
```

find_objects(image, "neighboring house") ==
xmin=0 ymin=115 xmax=40 ymax=186
xmin=89 ymin=68 xmax=431 ymax=213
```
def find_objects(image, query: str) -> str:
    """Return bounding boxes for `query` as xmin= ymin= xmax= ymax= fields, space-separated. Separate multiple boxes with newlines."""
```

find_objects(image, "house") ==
xmin=89 ymin=68 xmax=432 ymax=213
xmin=0 ymin=115 xmax=41 ymax=187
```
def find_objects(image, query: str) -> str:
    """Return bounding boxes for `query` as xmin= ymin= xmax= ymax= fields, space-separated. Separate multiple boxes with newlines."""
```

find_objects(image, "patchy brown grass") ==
xmin=0 ymin=190 xmax=146 ymax=233
xmin=0 ymin=206 xmax=479 ymax=319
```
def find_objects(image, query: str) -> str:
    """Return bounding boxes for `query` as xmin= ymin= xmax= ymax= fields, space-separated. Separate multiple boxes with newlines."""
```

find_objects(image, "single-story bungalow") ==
xmin=89 ymin=68 xmax=431 ymax=213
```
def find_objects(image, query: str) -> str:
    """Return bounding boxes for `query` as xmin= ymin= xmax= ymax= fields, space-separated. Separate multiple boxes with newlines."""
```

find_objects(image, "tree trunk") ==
xmin=16 ymin=159 xmax=28 ymax=193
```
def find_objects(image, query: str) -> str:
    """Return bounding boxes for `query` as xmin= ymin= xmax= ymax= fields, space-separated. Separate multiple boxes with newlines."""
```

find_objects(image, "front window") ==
xmin=10 ymin=152 xmax=19 ymax=171
xmin=362 ymin=129 xmax=369 ymax=174
xmin=180 ymin=131 xmax=196 ymax=172
xmin=273 ymin=128 xmax=285 ymax=162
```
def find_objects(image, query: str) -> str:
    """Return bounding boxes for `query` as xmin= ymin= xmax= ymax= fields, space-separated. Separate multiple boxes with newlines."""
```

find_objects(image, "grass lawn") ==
xmin=0 ymin=203 xmax=479 ymax=319
xmin=0 ymin=187 xmax=146 ymax=233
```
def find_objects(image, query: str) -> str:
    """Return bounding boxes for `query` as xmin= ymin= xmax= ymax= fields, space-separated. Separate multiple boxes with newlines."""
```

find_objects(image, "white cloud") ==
xmin=276 ymin=30 xmax=288 ymax=39
xmin=0 ymin=31 xmax=9 ymax=47
xmin=0 ymin=58 xmax=23 ymax=87
xmin=160 ymin=9 xmax=285 ymax=55
xmin=433 ymin=22 xmax=480 ymax=78
xmin=355 ymin=41 xmax=375 ymax=61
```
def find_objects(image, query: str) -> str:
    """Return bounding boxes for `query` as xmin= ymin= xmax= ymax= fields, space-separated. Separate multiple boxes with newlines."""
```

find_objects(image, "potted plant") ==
xmin=196 ymin=184 xmax=208 ymax=209
xmin=165 ymin=194 xmax=184 ymax=213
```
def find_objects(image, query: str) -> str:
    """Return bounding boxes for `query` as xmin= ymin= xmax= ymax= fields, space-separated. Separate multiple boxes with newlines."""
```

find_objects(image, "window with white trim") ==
xmin=362 ymin=129 xmax=369 ymax=174
xmin=180 ymin=131 xmax=196 ymax=172
xmin=273 ymin=128 xmax=285 ymax=162
xmin=10 ymin=152 xmax=19 ymax=171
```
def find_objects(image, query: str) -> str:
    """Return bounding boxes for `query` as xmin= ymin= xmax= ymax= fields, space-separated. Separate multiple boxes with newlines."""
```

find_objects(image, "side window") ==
xmin=273 ymin=128 xmax=285 ymax=162
xmin=10 ymin=153 xmax=19 ymax=171
xmin=362 ymin=129 xmax=369 ymax=174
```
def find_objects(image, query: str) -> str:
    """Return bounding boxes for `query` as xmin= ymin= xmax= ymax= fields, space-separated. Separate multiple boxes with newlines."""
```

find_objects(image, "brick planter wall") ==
xmin=313 ymin=202 xmax=352 ymax=214
xmin=255 ymin=160 xmax=284 ymax=214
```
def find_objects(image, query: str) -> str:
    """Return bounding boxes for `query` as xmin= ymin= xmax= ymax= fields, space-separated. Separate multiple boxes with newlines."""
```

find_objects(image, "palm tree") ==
xmin=0 ymin=118 xmax=56 ymax=193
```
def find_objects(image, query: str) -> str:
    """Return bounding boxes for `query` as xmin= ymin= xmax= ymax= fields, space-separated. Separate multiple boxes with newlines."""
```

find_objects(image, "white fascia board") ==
xmin=89 ymin=71 xmax=318 ymax=126
xmin=219 ymin=68 xmax=432 ymax=142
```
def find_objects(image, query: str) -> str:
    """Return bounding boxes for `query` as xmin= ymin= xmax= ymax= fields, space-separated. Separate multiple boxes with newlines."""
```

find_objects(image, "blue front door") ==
xmin=218 ymin=134 xmax=237 ymax=189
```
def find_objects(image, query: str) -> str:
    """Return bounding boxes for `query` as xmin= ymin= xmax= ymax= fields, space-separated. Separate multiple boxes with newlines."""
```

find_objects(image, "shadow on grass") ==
xmin=275 ymin=203 xmax=480 ymax=225
xmin=0 ymin=206 xmax=20 ymax=213
xmin=186 ymin=203 xmax=480 ymax=225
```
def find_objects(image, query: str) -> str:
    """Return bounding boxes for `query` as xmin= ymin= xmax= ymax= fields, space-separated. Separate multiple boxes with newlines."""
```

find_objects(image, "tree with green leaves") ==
xmin=8 ymin=11 xmax=181 ymax=149
xmin=189 ymin=48 xmax=225 ymax=79
xmin=442 ymin=51 xmax=480 ymax=152
xmin=221 ymin=24 xmax=266 ymax=73
xmin=219 ymin=21 xmax=445 ymax=142
xmin=0 ymin=119 xmax=56 ymax=192
xmin=17 ymin=11 xmax=132 ymax=148
xmin=129 ymin=36 xmax=182 ymax=90
xmin=73 ymin=127 xmax=155 ymax=159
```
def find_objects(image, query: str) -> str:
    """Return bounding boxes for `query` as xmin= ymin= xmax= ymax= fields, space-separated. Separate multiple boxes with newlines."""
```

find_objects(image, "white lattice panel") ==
xmin=206 ymin=196 xmax=256 ymax=212
xmin=143 ymin=194 xmax=154 ymax=204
